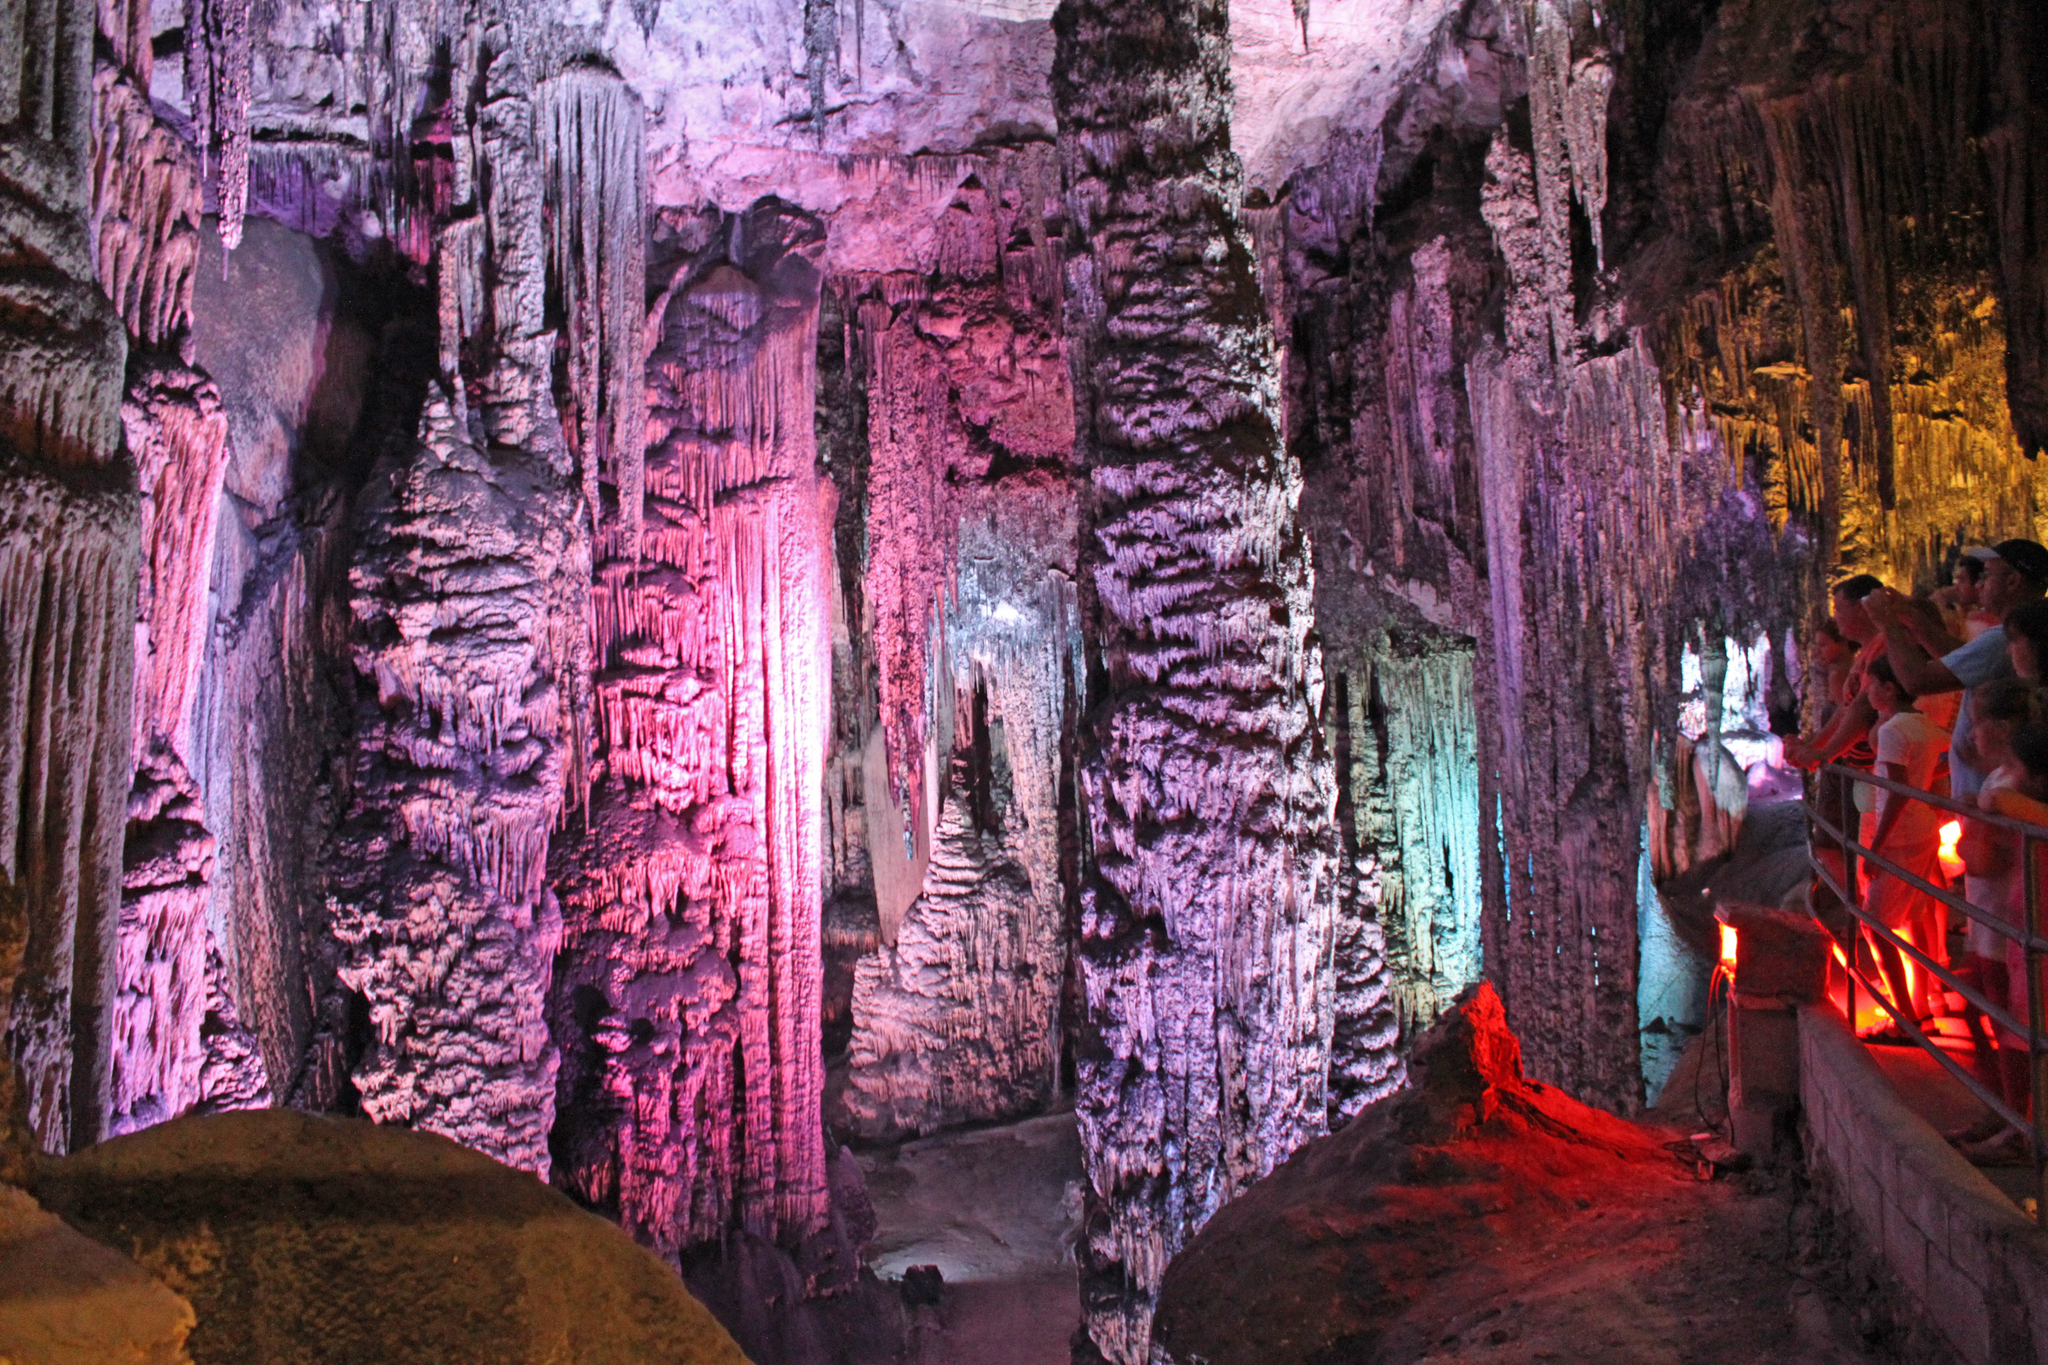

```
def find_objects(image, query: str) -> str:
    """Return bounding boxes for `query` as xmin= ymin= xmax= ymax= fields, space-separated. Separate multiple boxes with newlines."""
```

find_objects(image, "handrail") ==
xmin=1809 ymin=835 xmax=2033 ymax=1135
xmin=1803 ymin=761 xmax=2048 ymax=1229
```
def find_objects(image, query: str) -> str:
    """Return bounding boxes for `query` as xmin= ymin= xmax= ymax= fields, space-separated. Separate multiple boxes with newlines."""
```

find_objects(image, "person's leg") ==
xmin=1957 ymin=956 xmax=2001 ymax=1085
xmin=1967 ymin=959 xmax=2037 ymax=1162
xmin=1862 ymin=872 xmax=1920 ymax=1029
xmin=1870 ymin=928 xmax=1918 ymax=1031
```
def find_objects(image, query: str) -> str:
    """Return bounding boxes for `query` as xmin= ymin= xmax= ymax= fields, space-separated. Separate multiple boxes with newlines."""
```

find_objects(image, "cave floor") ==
xmin=1358 ymin=1153 xmax=1886 ymax=1365
xmin=857 ymin=1110 xmax=1085 ymax=1364
xmin=853 ymin=1088 xmax=1901 ymax=1365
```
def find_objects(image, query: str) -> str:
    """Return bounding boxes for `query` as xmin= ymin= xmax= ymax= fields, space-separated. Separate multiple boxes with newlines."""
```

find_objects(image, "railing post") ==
xmin=2029 ymin=831 xmax=2048 ymax=1229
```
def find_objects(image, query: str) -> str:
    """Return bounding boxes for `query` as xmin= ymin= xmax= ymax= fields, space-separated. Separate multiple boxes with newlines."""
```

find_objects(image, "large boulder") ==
xmin=1150 ymin=983 xmax=1676 ymax=1365
xmin=27 ymin=1110 xmax=750 ymax=1365
xmin=0 ymin=1184 xmax=195 ymax=1365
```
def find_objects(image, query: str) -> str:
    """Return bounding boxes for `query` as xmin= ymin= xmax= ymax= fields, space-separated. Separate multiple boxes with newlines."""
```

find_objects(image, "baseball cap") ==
xmin=1992 ymin=538 xmax=2048 ymax=587
xmin=1960 ymin=546 xmax=1999 ymax=565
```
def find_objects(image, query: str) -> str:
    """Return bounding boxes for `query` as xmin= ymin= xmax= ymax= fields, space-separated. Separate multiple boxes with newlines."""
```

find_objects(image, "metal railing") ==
xmin=1806 ymin=761 xmax=2048 ymax=1227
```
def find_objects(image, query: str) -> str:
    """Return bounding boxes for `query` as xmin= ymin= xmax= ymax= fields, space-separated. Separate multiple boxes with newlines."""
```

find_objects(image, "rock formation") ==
xmin=1149 ymin=981 xmax=1675 ymax=1365
xmin=0 ymin=0 xmax=139 ymax=1157
xmin=1052 ymin=0 xmax=1343 ymax=1353
xmin=28 ymin=1109 xmax=750 ymax=1365
xmin=549 ymin=198 xmax=834 ymax=1254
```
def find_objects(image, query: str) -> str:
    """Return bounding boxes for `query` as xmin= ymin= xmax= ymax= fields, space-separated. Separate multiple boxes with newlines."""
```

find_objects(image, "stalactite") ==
xmin=1363 ymin=642 xmax=1484 ymax=1030
xmin=538 ymin=68 xmax=648 ymax=561
xmin=0 ymin=0 xmax=140 ymax=1156
xmin=1564 ymin=55 xmax=1611 ymax=271
xmin=550 ymin=200 xmax=834 ymax=1259
xmin=185 ymin=0 xmax=253 ymax=251
xmin=0 ymin=471 xmax=139 ymax=1152
xmin=0 ymin=0 xmax=126 ymax=475
xmin=1053 ymin=0 xmax=1339 ymax=1356
xmin=1522 ymin=0 xmax=1577 ymax=374
xmin=91 ymin=67 xmax=201 ymax=352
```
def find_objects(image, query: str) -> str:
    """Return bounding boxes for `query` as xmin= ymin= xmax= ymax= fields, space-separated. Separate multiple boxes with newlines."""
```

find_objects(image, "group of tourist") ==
xmin=1784 ymin=539 xmax=2048 ymax=1164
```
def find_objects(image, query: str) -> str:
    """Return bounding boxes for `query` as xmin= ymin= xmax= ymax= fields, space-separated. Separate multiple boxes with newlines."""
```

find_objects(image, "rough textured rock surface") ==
xmin=830 ymin=152 xmax=1081 ymax=1143
xmin=1149 ymin=984 xmax=1895 ymax=1365
xmin=0 ymin=0 xmax=139 ymax=1158
xmin=28 ymin=1110 xmax=751 ymax=1365
xmin=549 ymin=199 xmax=835 ymax=1255
xmin=1052 ymin=0 xmax=1342 ymax=1355
xmin=330 ymin=28 xmax=590 ymax=1177
xmin=0 ymin=1184 xmax=195 ymax=1365
xmin=2 ymin=0 xmax=2046 ymax=1358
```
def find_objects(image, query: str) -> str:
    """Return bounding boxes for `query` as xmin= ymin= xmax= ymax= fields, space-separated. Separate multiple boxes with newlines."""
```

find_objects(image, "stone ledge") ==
xmin=1799 ymin=1004 xmax=2048 ymax=1365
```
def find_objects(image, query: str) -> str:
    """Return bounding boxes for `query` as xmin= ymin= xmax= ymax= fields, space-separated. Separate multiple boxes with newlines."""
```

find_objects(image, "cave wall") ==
xmin=0 ymin=0 xmax=138 ymax=1155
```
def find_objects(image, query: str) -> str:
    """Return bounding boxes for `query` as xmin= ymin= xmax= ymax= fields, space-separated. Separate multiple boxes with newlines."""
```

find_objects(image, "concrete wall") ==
xmin=1799 ymin=1005 xmax=2048 ymax=1364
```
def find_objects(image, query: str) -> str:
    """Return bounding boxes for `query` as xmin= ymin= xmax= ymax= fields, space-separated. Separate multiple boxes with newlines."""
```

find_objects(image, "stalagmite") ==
xmin=110 ymin=363 xmax=233 ymax=1136
xmin=333 ymin=31 xmax=588 ymax=1177
xmin=1053 ymin=0 xmax=1340 ymax=1356
xmin=93 ymin=0 xmax=268 ymax=1137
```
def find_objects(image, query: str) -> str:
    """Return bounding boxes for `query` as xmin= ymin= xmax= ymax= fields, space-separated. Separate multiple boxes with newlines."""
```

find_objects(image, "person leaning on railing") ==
xmin=1962 ymin=719 xmax=2048 ymax=1163
xmin=1784 ymin=575 xmax=1891 ymax=773
xmin=1952 ymin=677 xmax=2043 ymax=1152
xmin=1865 ymin=539 xmax=2048 ymax=811
xmin=1857 ymin=656 xmax=1952 ymax=1032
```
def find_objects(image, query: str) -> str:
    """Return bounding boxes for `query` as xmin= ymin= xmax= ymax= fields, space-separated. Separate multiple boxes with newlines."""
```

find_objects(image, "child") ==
xmin=1952 ymin=678 xmax=2039 ymax=1145
xmin=1858 ymin=657 xmax=1951 ymax=1028
xmin=1969 ymin=717 xmax=2048 ymax=1163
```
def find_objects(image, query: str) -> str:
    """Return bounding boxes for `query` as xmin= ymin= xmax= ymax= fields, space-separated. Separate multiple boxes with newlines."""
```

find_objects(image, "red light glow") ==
xmin=1938 ymin=819 xmax=1964 ymax=878
xmin=1719 ymin=924 xmax=1738 ymax=969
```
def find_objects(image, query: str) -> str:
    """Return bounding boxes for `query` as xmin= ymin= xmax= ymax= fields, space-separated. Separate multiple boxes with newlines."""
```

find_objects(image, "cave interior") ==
xmin=0 ymin=0 xmax=2044 ymax=1361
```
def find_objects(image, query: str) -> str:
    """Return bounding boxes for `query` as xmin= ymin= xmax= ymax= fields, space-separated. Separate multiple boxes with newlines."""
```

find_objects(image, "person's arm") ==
xmin=1894 ymin=590 xmax=1965 ymax=658
xmin=1786 ymin=694 xmax=1875 ymax=768
xmin=1869 ymin=600 xmax=1963 ymax=697
xmin=1868 ymin=760 xmax=1911 ymax=854
xmin=1959 ymin=818 xmax=2013 ymax=877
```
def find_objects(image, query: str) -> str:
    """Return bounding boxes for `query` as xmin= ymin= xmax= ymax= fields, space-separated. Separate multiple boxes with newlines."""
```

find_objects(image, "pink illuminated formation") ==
xmin=551 ymin=203 xmax=833 ymax=1251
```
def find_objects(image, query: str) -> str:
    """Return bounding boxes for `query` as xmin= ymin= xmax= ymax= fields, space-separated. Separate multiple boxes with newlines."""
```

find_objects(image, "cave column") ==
xmin=1052 ymin=0 xmax=1340 ymax=1357
xmin=550 ymin=200 xmax=834 ymax=1258
xmin=0 ymin=0 xmax=139 ymax=1153
xmin=330 ymin=26 xmax=591 ymax=1176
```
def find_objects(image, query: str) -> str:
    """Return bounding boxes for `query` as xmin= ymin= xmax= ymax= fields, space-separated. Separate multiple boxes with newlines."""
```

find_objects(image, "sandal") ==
xmin=1945 ymin=1115 xmax=2007 ymax=1146
xmin=1961 ymin=1129 xmax=2033 ymax=1166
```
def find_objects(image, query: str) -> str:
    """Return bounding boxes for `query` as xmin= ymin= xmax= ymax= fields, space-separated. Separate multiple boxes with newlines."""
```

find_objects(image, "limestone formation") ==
xmin=0 ymin=0 xmax=2043 ymax=1358
xmin=550 ymin=200 xmax=835 ymax=1254
xmin=29 ymin=1110 xmax=750 ymax=1365
xmin=1053 ymin=0 xmax=1343 ymax=1354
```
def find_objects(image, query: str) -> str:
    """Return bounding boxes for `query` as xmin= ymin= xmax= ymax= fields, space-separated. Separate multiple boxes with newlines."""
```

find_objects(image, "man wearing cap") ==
xmin=1871 ymin=538 xmax=2048 ymax=803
